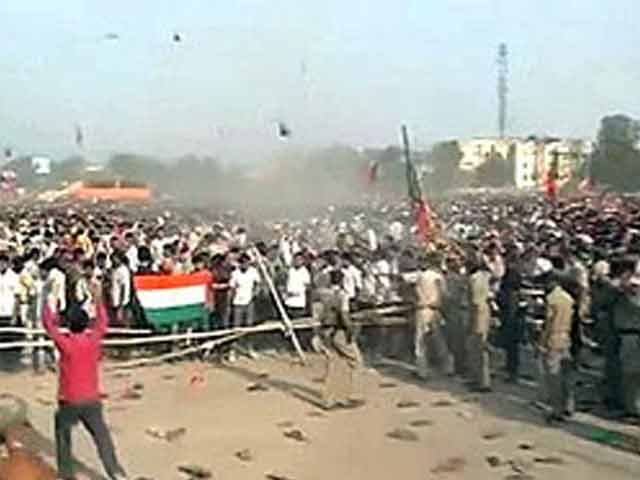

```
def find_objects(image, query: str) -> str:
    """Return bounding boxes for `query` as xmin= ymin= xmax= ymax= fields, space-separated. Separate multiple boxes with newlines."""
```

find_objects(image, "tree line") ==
xmin=4 ymin=114 xmax=639 ymax=203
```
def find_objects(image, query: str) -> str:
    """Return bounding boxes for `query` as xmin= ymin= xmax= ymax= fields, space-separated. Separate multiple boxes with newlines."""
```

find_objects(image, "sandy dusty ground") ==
xmin=2 ymin=351 xmax=639 ymax=480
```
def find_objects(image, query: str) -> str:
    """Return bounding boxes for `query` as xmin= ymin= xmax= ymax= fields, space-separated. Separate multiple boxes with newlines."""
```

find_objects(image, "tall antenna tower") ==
xmin=497 ymin=43 xmax=508 ymax=139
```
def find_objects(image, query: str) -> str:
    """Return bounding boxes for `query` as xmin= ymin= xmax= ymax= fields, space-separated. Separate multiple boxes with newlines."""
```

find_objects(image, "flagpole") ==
xmin=401 ymin=125 xmax=433 ymax=244
xmin=401 ymin=125 xmax=411 ymax=188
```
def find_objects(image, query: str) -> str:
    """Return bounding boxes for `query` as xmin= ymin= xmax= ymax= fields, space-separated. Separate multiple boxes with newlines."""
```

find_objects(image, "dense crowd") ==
xmin=1 ymin=192 xmax=640 ymax=421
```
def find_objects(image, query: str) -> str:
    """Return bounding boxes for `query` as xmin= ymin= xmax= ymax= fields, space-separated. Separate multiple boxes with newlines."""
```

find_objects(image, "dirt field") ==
xmin=2 ymin=352 xmax=639 ymax=480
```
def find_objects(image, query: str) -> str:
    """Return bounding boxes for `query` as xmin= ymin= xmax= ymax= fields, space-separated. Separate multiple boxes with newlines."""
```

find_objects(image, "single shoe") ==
xmin=545 ymin=414 xmax=567 ymax=426
xmin=469 ymin=386 xmax=493 ymax=394
xmin=321 ymin=400 xmax=337 ymax=411
xmin=340 ymin=399 xmax=366 ymax=410
xmin=247 ymin=348 xmax=259 ymax=360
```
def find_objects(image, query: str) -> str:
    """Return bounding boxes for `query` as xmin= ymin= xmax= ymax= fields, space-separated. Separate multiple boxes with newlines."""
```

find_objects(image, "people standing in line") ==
xmin=483 ymin=243 xmax=505 ymax=293
xmin=17 ymin=249 xmax=42 ymax=373
xmin=110 ymin=252 xmax=132 ymax=328
xmin=39 ymin=257 xmax=67 ymax=369
xmin=590 ymin=259 xmax=623 ymax=412
xmin=284 ymin=252 xmax=311 ymax=319
xmin=40 ymin=257 xmax=66 ymax=314
xmin=498 ymin=248 xmax=524 ymax=383
xmin=611 ymin=258 xmax=640 ymax=416
xmin=210 ymin=254 xmax=232 ymax=330
xmin=0 ymin=253 xmax=20 ymax=371
xmin=124 ymin=232 xmax=139 ymax=274
xmin=341 ymin=253 xmax=363 ymax=310
xmin=468 ymin=256 xmax=493 ymax=393
xmin=191 ymin=253 xmax=215 ymax=328
xmin=564 ymin=246 xmax=591 ymax=368
xmin=229 ymin=253 xmax=261 ymax=360
xmin=539 ymin=270 xmax=576 ymax=424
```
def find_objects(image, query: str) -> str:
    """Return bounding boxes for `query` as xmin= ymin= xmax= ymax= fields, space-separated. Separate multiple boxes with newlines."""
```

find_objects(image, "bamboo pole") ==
xmin=105 ymin=332 xmax=246 ymax=370
xmin=250 ymin=246 xmax=306 ymax=364
xmin=0 ymin=327 xmax=153 ymax=336
xmin=0 ymin=305 xmax=411 ymax=351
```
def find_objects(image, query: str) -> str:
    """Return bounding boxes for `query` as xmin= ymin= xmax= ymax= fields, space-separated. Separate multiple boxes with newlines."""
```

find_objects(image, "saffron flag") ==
xmin=134 ymin=272 xmax=211 ymax=330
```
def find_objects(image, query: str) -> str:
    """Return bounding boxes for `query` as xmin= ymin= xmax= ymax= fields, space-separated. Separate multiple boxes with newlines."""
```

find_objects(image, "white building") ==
xmin=460 ymin=136 xmax=593 ymax=190
xmin=459 ymin=138 xmax=512 ymax=171
xmin=540 ymin=139 xmax=593 ymax=183
xmin=513 ymin=140 xmax=539 ymax=189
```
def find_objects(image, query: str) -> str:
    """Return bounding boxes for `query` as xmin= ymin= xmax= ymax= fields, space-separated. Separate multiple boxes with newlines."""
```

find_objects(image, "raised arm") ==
xmin=90 ymin=303 xmax=110 ymax=340
xmin=43 ymin=304 xmax=70 ymax=350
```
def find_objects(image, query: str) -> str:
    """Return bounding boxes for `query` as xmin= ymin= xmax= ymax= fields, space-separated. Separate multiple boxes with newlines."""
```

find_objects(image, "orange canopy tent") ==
xmin=68 ymin=181 xmax=152 ymax=201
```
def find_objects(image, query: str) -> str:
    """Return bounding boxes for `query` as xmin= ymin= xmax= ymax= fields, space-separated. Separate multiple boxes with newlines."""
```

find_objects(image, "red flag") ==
xmin=415 ymin=199 xmax=432 ymax=242
xmin=544 ymin=152 xmax=560 ymax=203
xmin=367 ymin=161 xmax=379 ymax=184
xmin=545 ymin=175 xmax=557 ymax=203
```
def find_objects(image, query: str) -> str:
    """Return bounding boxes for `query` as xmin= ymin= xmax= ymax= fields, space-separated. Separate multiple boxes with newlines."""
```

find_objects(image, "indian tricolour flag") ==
xmin=134 ymin=272 xmax=211 ymax=330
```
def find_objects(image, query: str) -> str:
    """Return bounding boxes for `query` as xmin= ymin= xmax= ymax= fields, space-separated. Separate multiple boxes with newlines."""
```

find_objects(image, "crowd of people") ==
xmin=0 ymin=192 xmax=639 ymax=422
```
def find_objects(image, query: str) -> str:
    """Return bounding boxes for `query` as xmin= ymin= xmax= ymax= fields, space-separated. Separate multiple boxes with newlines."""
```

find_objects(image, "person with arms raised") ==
xmin=43 ymin=286 xmax=128 ymax=480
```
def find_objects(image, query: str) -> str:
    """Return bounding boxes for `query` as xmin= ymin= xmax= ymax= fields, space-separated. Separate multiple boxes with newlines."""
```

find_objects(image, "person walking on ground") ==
xmin=315 ymin=269 xmax=363 ymax=410
xmin=43 ymin=291 xmax=128 ymax=480
xmin=413 ymin=253 xmax=453 ymax=380
xmin=444 ymin=256 xmax=470 ymax=377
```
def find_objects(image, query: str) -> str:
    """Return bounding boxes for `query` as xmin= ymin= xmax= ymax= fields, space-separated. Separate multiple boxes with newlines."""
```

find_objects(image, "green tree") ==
xmin=474 ymin=147 xmax=513 ymax=187
xmin=592 ymin=114 xmax=640 ymax=191
xmin=108 ymin=154 xmax=164 ymax=183
xmin=427 ymin=141 xmax=463 ymax=193
xmin=52 ymin=156 xmax=86 ymax=184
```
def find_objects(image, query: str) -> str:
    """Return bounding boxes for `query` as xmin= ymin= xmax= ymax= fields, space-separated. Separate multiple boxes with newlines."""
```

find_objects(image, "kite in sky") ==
xmin=277 ymin=122 xmax=291 ymax=139
xmin=173 ymin=33 xmax=182 ymax=43
xmin=75 ymin=125 xmax=84 ymax=148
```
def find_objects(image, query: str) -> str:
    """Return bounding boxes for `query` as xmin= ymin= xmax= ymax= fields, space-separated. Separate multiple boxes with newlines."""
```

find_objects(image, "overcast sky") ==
xmin=0 ymin=0 xmax=638 ymax=163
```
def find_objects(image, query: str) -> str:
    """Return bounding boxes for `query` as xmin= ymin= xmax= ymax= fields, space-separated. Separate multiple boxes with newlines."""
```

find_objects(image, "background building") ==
xmin=459 ymin=138 xmax=512 ymax=171
xmin=459 ymin=136 xmax=593 ymax=189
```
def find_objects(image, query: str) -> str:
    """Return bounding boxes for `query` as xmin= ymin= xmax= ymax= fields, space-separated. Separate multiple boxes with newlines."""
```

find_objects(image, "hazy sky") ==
xmin=0 ymin=0 xmax=638 ymax=163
